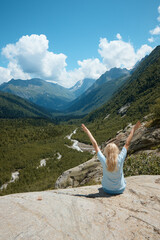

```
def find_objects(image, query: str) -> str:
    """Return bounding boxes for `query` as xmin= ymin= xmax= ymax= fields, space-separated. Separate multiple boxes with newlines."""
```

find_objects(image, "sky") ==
xmin=0 ymin=0 xmax=160 ymax=88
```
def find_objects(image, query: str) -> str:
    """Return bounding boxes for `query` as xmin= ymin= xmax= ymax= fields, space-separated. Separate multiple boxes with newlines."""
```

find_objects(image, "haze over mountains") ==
xmin=0 ymin=68 xmax=130 ymax=115
xmin=0 ymin=77 xmax=96 ymax=112
xmin=0 ymin=45 xmax=159 ymax=119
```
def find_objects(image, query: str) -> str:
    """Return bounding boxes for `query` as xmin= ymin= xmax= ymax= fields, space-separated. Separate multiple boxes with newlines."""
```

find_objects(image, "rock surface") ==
xmin=105 ymin=122 xmax=160 ymax=154
xmin=0 ymin=175 xmax=160 ymax=240
xmin=55 ymin=155 xmax=102 ymax=189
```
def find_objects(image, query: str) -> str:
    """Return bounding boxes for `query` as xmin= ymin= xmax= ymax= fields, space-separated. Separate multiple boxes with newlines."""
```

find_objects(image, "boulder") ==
xmin=55 ymin=155 xmax=102 ymax=189
xmin=104 ymin=122 xmax=160 ymax=154
xmin=0 ymin=176 xmax=160 ymax=240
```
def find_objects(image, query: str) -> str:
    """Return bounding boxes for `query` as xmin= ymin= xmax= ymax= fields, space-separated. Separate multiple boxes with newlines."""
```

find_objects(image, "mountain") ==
xmin=78 ymin=46 xmax=160 ymax=144
xmin=0 ymin=78 xmax=75 ymax=111
xmin=0 ymin=91 xmax=52 ymax=119
xmin=69 ymin=78 xmax=96 ymax=98
xmin=89 ymin=67 xmax=130 ymax=88
xmin=66 ymin=68 xmax=130 ymax=115
xmin=87 ymin=46 xmax=160 ymax=121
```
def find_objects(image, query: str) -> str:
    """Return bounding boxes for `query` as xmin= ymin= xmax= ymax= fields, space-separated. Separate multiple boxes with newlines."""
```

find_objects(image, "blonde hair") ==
xmin=104 ymin=143 xmax=119 ymax=172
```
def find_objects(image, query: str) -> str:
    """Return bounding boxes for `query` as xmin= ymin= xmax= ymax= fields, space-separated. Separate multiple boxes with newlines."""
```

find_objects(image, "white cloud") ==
xmin=0 ymin=63 xmax=31 ymax=84
xmin=150 ymin=26 xmax=160 ymax=35
xmin=116 ymin=33 xmax=122 ymax=40
xmin=2 ymin=34 xmax=67 ymax=81
xmin=98 ymin=38 xmax=152 ymax=70
xmin=157 ymin=5 xmax=160 ymax=21
xmin=41 ymin=51 xmax=67 ymax=79
xmin=149 ymin=5 xmax=160 ymax=40
xmin=0 ymin=34 xmax=153 ymax=88
xmin=148 ymin=37 xmax=154 ymax=43
xmin=136 ymin=44 xmax=153 ymax=59
xmin=0 ymin=67 xmax=12 ymax=84
xmin=2 ymin=34 xmax=48 ymax=60
xmin=77 ymin=58 xmax=107 ymax=79
xmin=158 ymin=6 xmax=160 ymax=21
xmin=0 ymin=34 xmax=107 ymax=88
xmin=58 ymin=58 xmax=107 ymax=87
xmin=8 ymin=62 xmax=30 ymax=79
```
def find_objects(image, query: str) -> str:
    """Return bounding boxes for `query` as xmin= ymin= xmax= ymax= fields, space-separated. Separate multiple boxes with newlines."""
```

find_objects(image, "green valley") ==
xmin=0 ymin=119 xmax=92 ymax=196
xmin=0 ymin=45 xmax=160 ymax=196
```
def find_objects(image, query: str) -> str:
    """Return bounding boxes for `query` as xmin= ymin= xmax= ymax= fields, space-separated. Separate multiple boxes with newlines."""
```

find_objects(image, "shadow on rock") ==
xmin=74 ymin=187 xmax=119 ymax=198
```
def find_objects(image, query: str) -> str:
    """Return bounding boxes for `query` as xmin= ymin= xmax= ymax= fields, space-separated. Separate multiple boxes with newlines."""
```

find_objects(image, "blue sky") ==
xmin=0 ymin=0 xmax=160 ymax=87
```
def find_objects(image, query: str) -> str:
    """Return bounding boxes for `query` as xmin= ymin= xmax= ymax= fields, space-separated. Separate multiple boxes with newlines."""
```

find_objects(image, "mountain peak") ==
xmin=102 ymin=67 xmax=130 ymax=82
xmin=8 ymin=78 xmax=44 ymax=86
xmin=69 ymin=78 xmax=96 ymax=98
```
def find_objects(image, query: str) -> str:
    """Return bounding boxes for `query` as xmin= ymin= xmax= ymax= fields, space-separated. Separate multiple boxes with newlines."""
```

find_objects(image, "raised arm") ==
xmin=81 ymin=124 xmax=100 ymax=153
xmin=124 ymin=121 xmax=141 ymax=150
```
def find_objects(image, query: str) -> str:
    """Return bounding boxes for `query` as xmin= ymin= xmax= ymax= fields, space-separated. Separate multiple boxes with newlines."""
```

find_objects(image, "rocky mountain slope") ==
xmin=0 ymin=175 xmax=160 ymax=240
xmin=55 ymin=120 xmax=160 ymax=189
xmin=0 ymin=77 xmax=96 ymax=112
xmin=66 ymin=68 xmax=130 ymax=115
xmin=69 ymin=78 xmax=96 ymax=98
xmin=0 ymin=78 xmax=75 ymax=111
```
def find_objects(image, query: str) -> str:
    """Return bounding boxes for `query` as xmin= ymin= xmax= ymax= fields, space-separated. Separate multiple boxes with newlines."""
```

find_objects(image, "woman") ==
xmin=81 ymin=121 xmax=141 ymax=195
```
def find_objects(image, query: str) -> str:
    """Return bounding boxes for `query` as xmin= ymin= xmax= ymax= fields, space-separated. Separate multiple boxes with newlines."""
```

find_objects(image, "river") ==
xmin=66 ymin=128 xmax=95 ymax=153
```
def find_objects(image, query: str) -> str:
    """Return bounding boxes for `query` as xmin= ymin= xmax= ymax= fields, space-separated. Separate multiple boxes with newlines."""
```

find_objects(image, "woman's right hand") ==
xmin=134 ymin=121 xmax=141 ymax=132
xmin=81 ymin=124 xmax=89 ymax=133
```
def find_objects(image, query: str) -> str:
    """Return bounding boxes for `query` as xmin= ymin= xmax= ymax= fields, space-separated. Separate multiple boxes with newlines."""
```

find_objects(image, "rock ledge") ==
xmin=0 ymin=175 xmax=160 ymax=240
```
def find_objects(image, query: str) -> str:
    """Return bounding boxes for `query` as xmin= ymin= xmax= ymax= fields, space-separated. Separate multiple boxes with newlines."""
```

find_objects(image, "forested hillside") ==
xmin=0 ymin=119 xmax=91 ymax=196
xmin=0 ymin=91 xmax=52 ymax=119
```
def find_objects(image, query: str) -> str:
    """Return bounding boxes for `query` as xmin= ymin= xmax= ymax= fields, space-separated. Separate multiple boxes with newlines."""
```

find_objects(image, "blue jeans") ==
xmin=102 ymin=187 xmax=125 ymax=195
